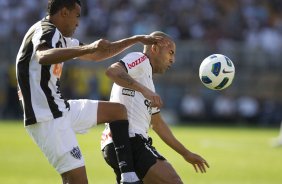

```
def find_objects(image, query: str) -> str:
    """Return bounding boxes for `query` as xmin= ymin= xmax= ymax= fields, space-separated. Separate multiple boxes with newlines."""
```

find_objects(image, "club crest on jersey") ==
xmin=122 ymin=88 xmax=135 ymax=97
xmin=127 ymin=55 xmax=147 ymax=69
xmin=70 ymin=146 xmax=82 ymax=160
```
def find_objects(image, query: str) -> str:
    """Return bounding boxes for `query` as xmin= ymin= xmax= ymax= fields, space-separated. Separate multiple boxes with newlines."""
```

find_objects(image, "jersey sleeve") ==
xmin=120 ymin=52 xmax=148 ymax=78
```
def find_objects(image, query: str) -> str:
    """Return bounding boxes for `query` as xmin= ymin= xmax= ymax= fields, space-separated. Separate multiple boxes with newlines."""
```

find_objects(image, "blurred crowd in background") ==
xmin=0 ymin=0 xmax=281 ymax=126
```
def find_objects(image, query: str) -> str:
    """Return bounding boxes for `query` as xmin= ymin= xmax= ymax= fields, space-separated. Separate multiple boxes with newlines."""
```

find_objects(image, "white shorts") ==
xmin=26 ymin=99 xmax=99 ymax=174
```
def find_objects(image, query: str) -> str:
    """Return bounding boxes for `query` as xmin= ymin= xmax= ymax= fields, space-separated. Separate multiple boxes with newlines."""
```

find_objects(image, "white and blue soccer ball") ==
xmin=199 ymin=54 xmax=235 ymax=90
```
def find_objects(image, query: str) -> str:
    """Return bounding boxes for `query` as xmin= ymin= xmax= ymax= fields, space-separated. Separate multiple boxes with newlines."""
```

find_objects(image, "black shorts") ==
xmin=102 ymin=134 xmax=166 ymax=183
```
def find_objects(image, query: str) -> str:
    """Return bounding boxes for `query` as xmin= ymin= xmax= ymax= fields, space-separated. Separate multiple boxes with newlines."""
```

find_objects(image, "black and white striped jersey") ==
xmin=16 ymin=18 xmax=80 ymax=126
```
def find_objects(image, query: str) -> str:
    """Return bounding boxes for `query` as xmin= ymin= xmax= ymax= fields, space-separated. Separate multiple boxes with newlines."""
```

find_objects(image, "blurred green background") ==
xmin=1 ymin=121 xmax=282 ymax=184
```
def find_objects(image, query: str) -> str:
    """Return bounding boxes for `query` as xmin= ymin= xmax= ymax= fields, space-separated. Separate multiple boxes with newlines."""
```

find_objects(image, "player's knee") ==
xmin=113 ymin=103 xmax=128 ymax=118
xmin=161 ymin=175 xmax=182 ymax=184
xmin=145 ymin=176 xmax=183 ymax=184
xmin=166 ymin=173 xmax=183 ymax=184
xmin=116 ymin=103 xmax=127 ymax=112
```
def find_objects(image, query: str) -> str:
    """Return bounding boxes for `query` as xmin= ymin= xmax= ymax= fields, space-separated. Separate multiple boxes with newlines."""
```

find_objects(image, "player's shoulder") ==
xmin=22 ymin=19 xmax=48 ymax=40
xmin=41 ymin=19 xmax=57 ymax=30
xmin=122 ymin=52 xmax=148 ymax=64
xmin=26 ymin=18 xmax=57 ymax=37
xmin=41 ymin=18 xmax=56 ymax=28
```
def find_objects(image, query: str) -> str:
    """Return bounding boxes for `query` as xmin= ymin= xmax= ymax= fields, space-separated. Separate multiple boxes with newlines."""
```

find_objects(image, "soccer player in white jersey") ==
xmin=101 ymin=31 xmax=210 ymax=184
xmin=15 ymin=0 xmax=166 ymax=184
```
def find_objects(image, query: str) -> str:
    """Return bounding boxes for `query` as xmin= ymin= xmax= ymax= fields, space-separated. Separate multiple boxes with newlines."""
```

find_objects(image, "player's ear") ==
xmin=60 ymin=7 xmax=69 ymax=17
xmin=151 ymin=44 xmax=159 ymax=54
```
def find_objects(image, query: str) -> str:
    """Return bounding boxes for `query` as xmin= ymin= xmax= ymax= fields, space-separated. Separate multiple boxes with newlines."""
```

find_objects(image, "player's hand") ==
xmin=135 ymin=35 xmax=168 ymax=47
xmin=142 ymin=89 xmax=163 ymax=109
xmin=183 ymin=152 xmax=209 ymax=173
xmin=88 ymin=39 xmax=111 ymax=53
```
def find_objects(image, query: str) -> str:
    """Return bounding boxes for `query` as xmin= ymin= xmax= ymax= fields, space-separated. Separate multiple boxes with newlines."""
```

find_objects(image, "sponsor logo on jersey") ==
xmin=122 ymin=88 xmax=135 ymax=97
xmin=127 ymin=55 xmax=147 ymax=69
xmin=70 ymin=146 xmax=82 ymax=160
xmin=144 ymin=99 xmax=152 ymax=115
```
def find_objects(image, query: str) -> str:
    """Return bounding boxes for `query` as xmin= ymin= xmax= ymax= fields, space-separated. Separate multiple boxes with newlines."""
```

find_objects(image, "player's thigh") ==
xmin=67 ymin=99 xmax=99 ymax=133
xmin=143 ymin=159 xmax=183 ymax=184
xmin=61 ymin=166 xmax=88 ymax=184
xmin=97 ymin=101 xmax=127 ymax=123
xmin=26 ymin=118 xmax=85 ymax=175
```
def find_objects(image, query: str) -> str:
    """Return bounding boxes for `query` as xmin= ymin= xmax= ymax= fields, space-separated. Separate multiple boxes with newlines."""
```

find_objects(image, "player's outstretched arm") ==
xmin=151 ymin=113 xmax=209 ymax=173
xmin=35 ymin=40 xmax=100 ymax=65
xmin=36 ymin=36 xmax=165 ymax=65
xmin=80 ymin=35 xmax=166 ymax=62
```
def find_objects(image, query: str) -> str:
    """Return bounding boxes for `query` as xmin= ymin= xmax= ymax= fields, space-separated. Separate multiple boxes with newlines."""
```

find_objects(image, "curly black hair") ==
xmin=47 ymin=0 xmax=81 ymax=16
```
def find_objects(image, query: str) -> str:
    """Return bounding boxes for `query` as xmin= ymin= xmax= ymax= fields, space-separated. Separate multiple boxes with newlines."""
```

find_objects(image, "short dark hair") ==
xmin=47 ymin=0 xmax=81 ymax=16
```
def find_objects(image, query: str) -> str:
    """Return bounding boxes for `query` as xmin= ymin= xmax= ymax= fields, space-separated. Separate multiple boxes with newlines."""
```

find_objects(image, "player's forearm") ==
xmin=90 ymin=36 xmax=142 ymax=61
xmin=113 ymin=72 xmax=148 ymax=92
xmin=109 ymin=36 xmax=146 ymax=56
xmin=106 ymin=63 xmax=149 ymax=92
xmin=37 ymin=46 xmax=92 ymax=65
xmin=159 ymin=129 xmax=191 ymax=156
xmin=120 ymin=76 xmax=149 ymax=94
xmin=152 ymin=118 xmax=191 ymax=156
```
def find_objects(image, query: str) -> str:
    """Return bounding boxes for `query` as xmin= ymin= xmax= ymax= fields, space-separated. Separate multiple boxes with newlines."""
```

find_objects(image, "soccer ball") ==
xmin=199 ymin=54 xmax=235 ymax=90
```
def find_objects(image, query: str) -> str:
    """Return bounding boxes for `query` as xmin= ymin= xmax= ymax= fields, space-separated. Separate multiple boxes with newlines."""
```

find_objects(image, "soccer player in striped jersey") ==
xmin=15 ymin=0 xmax=165 ymax=183
xmin=101 ymin=31 xmax=209 ymax=184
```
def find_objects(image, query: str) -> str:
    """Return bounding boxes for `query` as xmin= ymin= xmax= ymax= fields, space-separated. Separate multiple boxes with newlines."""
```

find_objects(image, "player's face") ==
xmin=156 ymin=40 xmax=176 ymax=74
xmin=61 ymin=3 xmax=81 ymax=37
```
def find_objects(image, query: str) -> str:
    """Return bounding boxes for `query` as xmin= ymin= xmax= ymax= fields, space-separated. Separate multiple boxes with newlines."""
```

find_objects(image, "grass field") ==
xmin=1 ymin=120 xmax=282 ymax=184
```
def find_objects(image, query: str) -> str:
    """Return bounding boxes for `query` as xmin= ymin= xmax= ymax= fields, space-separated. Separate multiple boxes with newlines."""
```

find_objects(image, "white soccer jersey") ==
xmin=101 ymin=52 xmax=160 ymax=149
xmin=16 ymin=17 xmax=80 ymax=126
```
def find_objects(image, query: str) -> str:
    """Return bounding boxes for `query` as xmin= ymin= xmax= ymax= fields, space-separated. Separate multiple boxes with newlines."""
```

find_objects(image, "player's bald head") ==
xmin=150 ymin=31 xmax=172 ymax=40
xmin=144 ymin=31 xmax=174 ymax=52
